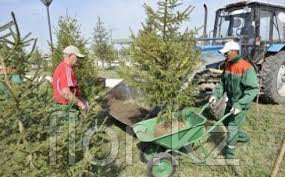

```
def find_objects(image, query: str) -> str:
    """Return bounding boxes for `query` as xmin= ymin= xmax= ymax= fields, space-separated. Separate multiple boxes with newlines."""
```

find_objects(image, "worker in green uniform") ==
xmin=209 ymin=41 xmax=259 ymax=159
xmin=0 ymin=66 xmax=22 ymax=97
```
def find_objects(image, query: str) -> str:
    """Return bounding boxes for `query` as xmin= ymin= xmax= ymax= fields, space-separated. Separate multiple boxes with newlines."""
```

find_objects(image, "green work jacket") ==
xmin=0 ymin=74 xmax=22 ymax=97
xmin=213 ymin=56 xmax=259 ymax=110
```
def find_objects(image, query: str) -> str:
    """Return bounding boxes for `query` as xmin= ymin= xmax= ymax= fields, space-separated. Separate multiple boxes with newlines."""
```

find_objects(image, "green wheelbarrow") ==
xmin=132 ymin=103 xmax=232 ymax=177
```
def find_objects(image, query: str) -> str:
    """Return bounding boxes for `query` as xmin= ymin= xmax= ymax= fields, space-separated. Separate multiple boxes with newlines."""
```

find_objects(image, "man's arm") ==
xmin=233 ymin=68 xmax=259 ymax=110
xmin=61 ymin=87 xmax=86 ymax=110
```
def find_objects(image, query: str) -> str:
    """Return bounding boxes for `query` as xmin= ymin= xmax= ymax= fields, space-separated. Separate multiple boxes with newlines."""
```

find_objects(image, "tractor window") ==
xmin=230 ymin=16 xmax=245 ymax=36
xmin=279 ymin=12 xmax=285 ymax=41
xmin=273 ymin=11 xmax=285 ymax=42
xmin=217 ymin=14 xmax=249 ymax=38
xmin=217 ymin=16 xmax=230 ymax=37
xmin=260 ymin=10 xmax=271 ymax=41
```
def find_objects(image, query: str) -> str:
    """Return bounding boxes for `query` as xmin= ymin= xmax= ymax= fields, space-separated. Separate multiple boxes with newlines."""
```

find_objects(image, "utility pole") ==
xmin=40 ymin=0 xmax=54 ymax=52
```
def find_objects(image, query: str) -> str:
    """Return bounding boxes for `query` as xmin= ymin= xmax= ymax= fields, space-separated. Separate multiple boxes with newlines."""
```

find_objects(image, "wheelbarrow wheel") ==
xmin=140 ymin=143 xmax=164 ymax=163
xmin=147 ymin=152 xmax=177 ymax=177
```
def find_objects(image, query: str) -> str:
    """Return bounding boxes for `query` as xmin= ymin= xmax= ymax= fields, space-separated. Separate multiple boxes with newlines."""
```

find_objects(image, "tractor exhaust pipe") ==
xmin=203 ymin=4 xmax=208 ymax=38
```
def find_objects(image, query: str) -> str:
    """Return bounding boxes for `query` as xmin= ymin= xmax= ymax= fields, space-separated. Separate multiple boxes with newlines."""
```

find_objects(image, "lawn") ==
xmin=98 ymin=67 xmax=120 ymax=79
xmin=101 ymin=102 xmax=285 ymax=177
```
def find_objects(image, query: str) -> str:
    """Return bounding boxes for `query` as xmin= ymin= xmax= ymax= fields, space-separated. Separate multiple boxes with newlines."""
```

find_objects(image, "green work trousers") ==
xmin=223 ymin=106 xmax=248 ymax=148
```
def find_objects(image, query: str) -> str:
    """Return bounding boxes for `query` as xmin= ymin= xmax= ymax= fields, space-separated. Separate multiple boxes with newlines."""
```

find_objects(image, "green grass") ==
xmin=103 ymin=103 xmax=285 ymax=177
xmin=98 ymin=67 xmax=120 ymax=78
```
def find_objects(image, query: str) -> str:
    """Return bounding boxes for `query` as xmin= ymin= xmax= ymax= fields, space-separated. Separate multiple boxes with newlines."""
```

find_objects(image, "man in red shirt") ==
xmin=52 ymin=45 xmax=87 ymax=111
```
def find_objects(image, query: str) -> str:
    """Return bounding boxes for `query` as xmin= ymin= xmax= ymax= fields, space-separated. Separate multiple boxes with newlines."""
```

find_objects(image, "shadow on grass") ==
xmin=91 ymin=162 xmax=125 ymax=177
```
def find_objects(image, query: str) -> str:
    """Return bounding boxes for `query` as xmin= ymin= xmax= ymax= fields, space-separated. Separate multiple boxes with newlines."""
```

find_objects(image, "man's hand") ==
xmin=230 ymin=107 xmax=241 ymax=115
xmin=62 ymin=87 xmax=88 ymax=112
xmin=62 ymin=87 xmax=79 ymax=103
xmin=77 ymin=100 xmax=87 ymax=111
xmin=77 ymin=100 xmax=90 ymax=113
xmin=209 ymin=96 xmax=217 ymax=105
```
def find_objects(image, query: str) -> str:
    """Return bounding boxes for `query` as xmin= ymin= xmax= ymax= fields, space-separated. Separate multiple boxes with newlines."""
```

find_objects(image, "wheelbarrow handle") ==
xmin=206 ymin=112 xmax=232 ymax=134
xmin=199 ymin=103 xmax=210 ymax=115
xmin=198 ymin=103 xmax=232 ymax=133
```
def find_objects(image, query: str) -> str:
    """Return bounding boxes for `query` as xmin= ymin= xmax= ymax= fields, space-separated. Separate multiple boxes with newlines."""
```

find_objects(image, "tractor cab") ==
xmin=212 ymin=1 xmax=285 ymax=63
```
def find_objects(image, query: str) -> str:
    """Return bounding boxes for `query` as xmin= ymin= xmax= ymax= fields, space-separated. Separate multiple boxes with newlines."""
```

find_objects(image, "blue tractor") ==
xmin=196 ymin=1 xmax=285 ymax=104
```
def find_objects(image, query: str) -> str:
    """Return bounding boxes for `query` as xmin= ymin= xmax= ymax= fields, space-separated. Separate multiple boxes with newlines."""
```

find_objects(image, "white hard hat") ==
xmin=63 ymin=45 xmax=85 ymax=58
xmin=219 ymin=41 xmax=240 ymax=54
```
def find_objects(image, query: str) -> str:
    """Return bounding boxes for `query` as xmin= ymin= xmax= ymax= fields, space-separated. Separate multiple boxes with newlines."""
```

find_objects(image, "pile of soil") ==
xmin=154 ymin=121 xmax=186 ymax=137
xmin=107 ymin=98 xmax=148 ymax=125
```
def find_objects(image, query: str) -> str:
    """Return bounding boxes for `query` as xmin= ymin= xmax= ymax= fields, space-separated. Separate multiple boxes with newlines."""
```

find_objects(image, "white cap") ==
xmin=278 ymin=12 xmax=285 ymax=23
xmin=219 ymin=41 xmax=240 ymax=54
xmin=63 ymin=45 xmax=85 ymax=58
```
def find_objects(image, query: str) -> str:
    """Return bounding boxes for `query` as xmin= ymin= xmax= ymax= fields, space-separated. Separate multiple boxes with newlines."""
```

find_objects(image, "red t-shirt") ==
xmin=52 ymin=62 xmax=80 ymax=104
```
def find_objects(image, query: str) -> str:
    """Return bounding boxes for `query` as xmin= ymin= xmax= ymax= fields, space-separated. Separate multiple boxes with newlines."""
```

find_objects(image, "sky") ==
xmin=0 ymin=0 xmax=284 ymax=52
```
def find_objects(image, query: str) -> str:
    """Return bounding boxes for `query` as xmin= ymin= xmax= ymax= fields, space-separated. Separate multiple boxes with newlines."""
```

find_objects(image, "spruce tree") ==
xmin=91 ymin=17 xmax=116 ymax=68
xmin=0 ymin=13 xmax=55 ymax=175
xmin=119 ymin=0 xmax=200 ymax=125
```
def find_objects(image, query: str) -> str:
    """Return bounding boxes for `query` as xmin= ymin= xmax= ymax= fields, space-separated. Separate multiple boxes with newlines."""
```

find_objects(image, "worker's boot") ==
xmin=237 ymin=131 xmax=250 ymax=143
xmin=223 ymin=145 xmax=236 ymax=159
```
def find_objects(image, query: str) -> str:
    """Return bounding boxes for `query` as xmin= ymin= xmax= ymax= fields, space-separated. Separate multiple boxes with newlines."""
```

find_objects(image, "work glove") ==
xmin=209 ymin=96 xmax=217 ymax=105
xmin=230 ymin=107 xmax=241 ymax=115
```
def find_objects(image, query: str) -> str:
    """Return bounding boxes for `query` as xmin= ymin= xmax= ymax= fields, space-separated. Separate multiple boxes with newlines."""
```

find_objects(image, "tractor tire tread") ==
xmin=261 ymin=51 xmax=285 ymax=103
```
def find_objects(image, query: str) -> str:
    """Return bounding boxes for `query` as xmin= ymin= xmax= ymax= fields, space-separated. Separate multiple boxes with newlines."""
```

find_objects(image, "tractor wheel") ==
xmin=261 ymin=51 xmax=285 ymax=103
xmin=147 ymin=152 xmax=177 ymax=177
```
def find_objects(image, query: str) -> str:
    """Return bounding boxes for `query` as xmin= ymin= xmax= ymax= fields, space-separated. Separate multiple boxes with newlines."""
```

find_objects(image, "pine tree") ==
xmin=119 ymin=0 xmax=200 ymax=125
xmin=91 ymin=17 xmax=116 ymax=68
xmin=51 ymin=15 xmax=99 ymax=98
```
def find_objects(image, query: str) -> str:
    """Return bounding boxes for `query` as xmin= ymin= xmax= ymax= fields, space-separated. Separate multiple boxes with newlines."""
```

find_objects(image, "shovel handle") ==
xmin=271 ymin=138 xmax=285 ymax=177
